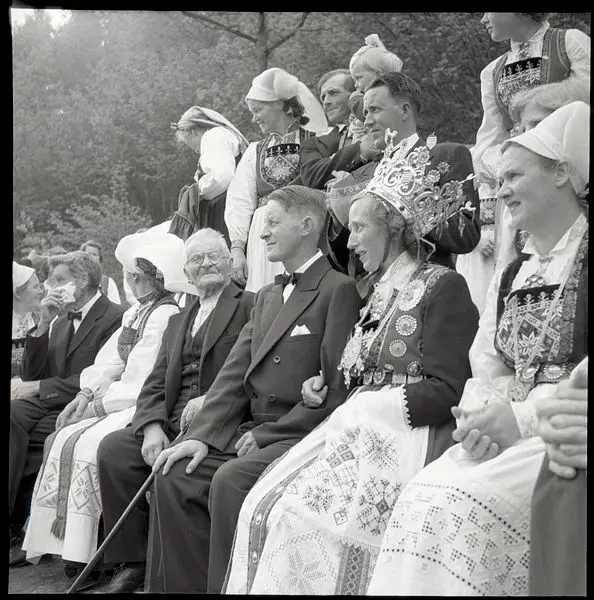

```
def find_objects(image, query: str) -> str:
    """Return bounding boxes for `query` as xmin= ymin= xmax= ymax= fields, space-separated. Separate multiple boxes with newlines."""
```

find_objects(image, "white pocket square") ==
xmin=290 ymin=324 xmax=311 ymax=337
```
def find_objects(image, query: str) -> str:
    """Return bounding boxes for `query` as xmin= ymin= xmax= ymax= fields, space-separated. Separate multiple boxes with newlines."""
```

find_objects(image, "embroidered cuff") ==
xmin=510 ymin=400 xmax=538 ymax=439
xmin=400 ymin=385 xmax=413 ymax=431
xmin=92 ymin=397 xmax=107 ymax=418
xmin=230 ymin=239 xmax=246 ymax=252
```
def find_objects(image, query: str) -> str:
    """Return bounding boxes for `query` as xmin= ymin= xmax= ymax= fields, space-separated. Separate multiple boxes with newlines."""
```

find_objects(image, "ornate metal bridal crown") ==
xmin=364 ymin=129 xmax=476 ymax=238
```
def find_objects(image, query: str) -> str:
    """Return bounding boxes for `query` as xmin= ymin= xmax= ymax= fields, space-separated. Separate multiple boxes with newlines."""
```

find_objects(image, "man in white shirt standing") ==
xmin=10 ymin=251 xmax=124 ymax=566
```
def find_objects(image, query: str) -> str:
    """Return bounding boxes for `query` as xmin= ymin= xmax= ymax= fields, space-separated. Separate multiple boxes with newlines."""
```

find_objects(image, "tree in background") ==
xmin=12 ymin=11 xmax=591 ymax=264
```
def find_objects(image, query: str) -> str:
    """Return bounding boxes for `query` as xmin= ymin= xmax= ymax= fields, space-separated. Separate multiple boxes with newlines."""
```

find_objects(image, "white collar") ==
xmin=522 ymin=212 xmax=587 ymax=257
xmin=74 ymin=290 xmax=102 ymax=321
xmin=293 ymin=250 xmax=324 ymax=274
xmin=510 ymin=22 xmax=550 ymax=51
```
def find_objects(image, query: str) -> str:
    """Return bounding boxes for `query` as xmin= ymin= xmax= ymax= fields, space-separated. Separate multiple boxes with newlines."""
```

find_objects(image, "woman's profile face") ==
xmin=15 ymin=274 xmax=44 ymax=312
xmin=246 ymin=98 xmax=285 ymax=135
xmin=481 ymin=13 xmax=522 ymax=43
xmin=183 ymin=128 xmax=204 ymax=154
xmin=347 ymin=195 xmax=389 ymax=274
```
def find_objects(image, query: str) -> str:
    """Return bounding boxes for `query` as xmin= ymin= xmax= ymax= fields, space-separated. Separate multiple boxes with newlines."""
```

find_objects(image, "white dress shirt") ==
xmin=282 ymin=250 xmax=324 ymax=303
xmin=191 ymin=288 xmax=225 ymax=337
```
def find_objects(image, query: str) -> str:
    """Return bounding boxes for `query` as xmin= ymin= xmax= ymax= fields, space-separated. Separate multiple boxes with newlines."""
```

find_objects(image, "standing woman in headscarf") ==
xmin=225 ymin=67 xmax=328 ymax=292
xmin=20 ymin=231 xmax=191 ymax=579
xmin=472 ymin=13 xmax=590 ymax=273
xmin=12 ymin=262 xmax=44 ymax=378
xmin=170 ymin=106 xmax=249 ymax=243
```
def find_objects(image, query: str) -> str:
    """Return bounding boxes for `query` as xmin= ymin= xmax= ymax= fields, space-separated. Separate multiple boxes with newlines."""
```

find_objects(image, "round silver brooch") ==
xmin=543 ymin=364 xmax=565 ymax=380
xmin=395 ymin=315 xmax=418 ymax=337
xmin=407 ymin=361 xmax=423 ymax=377
xmin=389 ymin=340 xmax=407 ymax=358
xmin=396 ymin=280 xmax=425 ymax=311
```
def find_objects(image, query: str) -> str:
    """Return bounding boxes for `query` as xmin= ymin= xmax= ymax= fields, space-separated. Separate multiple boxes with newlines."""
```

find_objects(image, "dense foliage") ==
xmin=12 ymin=10 xmax=591 ymax=280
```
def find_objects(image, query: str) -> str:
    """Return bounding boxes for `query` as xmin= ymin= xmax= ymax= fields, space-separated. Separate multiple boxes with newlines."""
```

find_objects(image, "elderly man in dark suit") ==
xmin=324 ymin=71 xmax=481 ymax=275
xmin=93 ymin=229 xmax=254 ymax=593
xmin=144 ymin=184 xmax=361 ymax=594
xmin=10 ymin=251 xmax=124 ymax=565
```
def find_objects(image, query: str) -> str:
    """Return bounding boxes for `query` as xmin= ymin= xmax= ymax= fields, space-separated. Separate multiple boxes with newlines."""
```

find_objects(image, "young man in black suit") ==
xmin=327 ymin=72 xmax=481 ymax=274
xmin=145 ymin=184 xmax=362 ymax=594
xmin=10 ymin=251 xmax=124 ymax=565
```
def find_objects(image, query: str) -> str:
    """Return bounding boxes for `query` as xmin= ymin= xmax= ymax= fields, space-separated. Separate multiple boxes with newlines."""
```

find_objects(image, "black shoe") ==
xmin=89 ymin=565 xmax=145 ymax=593
xmin=9 ymin=544 xmax=28 ymax=568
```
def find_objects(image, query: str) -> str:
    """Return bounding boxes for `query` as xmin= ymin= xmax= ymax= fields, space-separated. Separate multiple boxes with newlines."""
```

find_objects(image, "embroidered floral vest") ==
xmin=342 ymin=263 xmax=450 ymax=390
xmin=255 ymin=125 xmax=314 ymax=205
xmin=493 ymin=27 xmax=570 ymax=132
xmin=116 ymin=294 xmax=178 ymax=363
xmin=494 ymin=232 xmax=588 ymax=397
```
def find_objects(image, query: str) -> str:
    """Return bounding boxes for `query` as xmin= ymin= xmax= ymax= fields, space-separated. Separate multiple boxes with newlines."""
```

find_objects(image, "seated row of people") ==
xmin=12 ymin=98 xmax=588 ymax=596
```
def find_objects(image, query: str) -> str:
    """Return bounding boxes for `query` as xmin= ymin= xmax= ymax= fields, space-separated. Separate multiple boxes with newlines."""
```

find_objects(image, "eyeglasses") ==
xmin=186 ymin=251 xmax=228 ymax=266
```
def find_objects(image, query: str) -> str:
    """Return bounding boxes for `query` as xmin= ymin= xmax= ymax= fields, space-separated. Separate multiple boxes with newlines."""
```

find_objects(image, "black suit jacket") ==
xmin=21 ymin=293 xmax=125 ymax=410
xmin=132 ymin=282 xmax=254 ymax=437
xmin=186 ymin=256 xmax=362 ymax=453
xmin=299 ymin=127 xmax=364 ymax=191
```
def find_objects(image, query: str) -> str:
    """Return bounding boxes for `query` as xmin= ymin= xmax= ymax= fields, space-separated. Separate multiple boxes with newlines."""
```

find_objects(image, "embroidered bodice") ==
xmin=117 ymin=293 xmax=177 ymax=363
xmin=495 ymin=228 xmax=588 ymax=400
xmin=256 ymin=123 xmax=313 ymax=200
xmin=339 ymin=253 xmax=449 ymax=389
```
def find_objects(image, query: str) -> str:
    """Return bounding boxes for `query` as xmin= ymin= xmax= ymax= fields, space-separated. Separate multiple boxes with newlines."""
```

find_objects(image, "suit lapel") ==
xmin=51 ymin=315 xmax=71 ymax=375
xmin=200 ymin=283 xmax=240 ymax=362
xmin=246 ymin=257 xmax=330 ymax=380
xmin=66 ymin=295 xmax=108 ymax=359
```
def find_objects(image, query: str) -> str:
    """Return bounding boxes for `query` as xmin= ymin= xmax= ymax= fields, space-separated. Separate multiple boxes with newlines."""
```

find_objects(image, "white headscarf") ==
xmin=171 ymin=106 xmax=249 ymax=154
xmin=115 ymin=231 xmax=195 ymax=295
xmin=502 ymin=101 xmax=590 ymax=195
xmin=245 ymin=67 xmax=328 ymax=134
xmin=13 ymin=261 xmax=36 ymax=294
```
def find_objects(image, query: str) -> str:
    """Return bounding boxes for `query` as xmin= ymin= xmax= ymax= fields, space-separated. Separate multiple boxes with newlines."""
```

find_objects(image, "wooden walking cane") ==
xmin=67 ymin=426 xmax=188 ymax=594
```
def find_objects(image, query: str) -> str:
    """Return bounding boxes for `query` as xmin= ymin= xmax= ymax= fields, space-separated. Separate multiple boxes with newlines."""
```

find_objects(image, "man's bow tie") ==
xmin=274 ymin=272 xmax=301 ymax=288
xmin=66 ymin=311 xmax=83 ymax=321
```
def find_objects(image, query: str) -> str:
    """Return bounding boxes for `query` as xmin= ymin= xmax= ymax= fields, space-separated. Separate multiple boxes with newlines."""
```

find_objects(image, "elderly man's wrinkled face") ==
xmin=320 ymin=74 xmax=352 ymax=126
xmin=15 ymin=274 xmax=44 ymax=311
xmin=497 ymin=145 xmax=559 ymax=232
xmin=184 ymin=238 xmax=231 ymax=292
xmin=347 ymin=194 xmax=388 ymax=274
xmin=363 ymin=85 xmax=406 ymax=151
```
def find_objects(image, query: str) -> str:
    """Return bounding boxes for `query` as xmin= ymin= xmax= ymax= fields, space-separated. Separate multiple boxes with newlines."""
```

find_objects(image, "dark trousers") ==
xmin=96 ymin=426 xmax=176 ymax=565
xmin=148 ymin=439 xmax=295 ymax=594
xmin=529 ymin=456 xmax=586 ymax=596
xmin=10 ymin=396 xmax=61 ymax=522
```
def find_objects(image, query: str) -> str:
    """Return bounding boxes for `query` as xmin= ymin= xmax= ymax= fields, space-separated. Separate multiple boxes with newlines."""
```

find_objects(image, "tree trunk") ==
xmin=255 ymin=12 xmax=269 ymax=72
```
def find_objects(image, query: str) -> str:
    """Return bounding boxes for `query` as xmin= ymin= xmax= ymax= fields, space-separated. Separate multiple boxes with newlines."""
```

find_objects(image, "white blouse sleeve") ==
xmin=565 ymin=29 xmax=591 ymax=93
xmin=79 ymin=310 xmax=131 ymax=395
xmin=197 ymin=127 xmax=240 ymax=200
xmin=106 ymin=277 xmax=122 ymax=304
xmin=459 ymin=266 xmax=515 ymax=413
xmin=98 ymin=303 xmax=179 ymax=415
xmin=472 ymin=58 xmax=508 ymax=196
xmin=224 ymin=141 xmax=259 ymax=248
